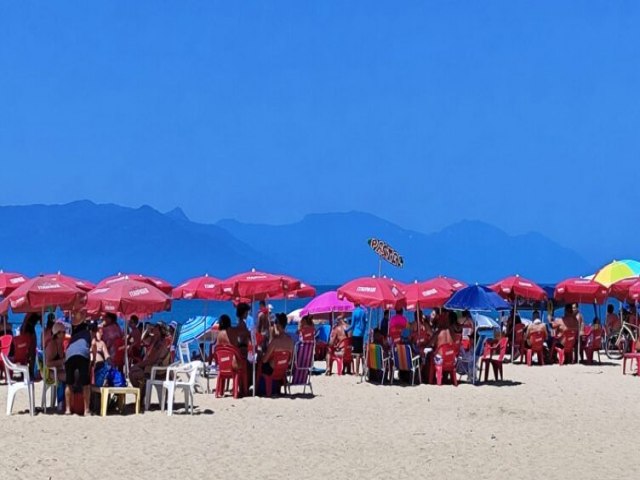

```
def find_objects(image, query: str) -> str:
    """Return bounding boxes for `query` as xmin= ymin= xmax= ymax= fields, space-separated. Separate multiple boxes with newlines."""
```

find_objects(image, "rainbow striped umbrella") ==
xmin=593 ymin=259 xmax=640 ymax=287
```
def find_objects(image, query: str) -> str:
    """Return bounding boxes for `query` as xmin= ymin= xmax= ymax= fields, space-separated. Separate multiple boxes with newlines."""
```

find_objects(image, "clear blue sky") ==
xmin=1 ymin=2 xmax=638 ymax=263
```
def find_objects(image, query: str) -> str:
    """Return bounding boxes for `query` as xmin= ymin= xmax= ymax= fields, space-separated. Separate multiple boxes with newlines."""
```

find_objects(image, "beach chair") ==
xmin=479 ymin=337 xmax=508 ymax=381
xmin=36 ymin=356 xmax=59 ymax=412
xmin=328 ymin=337 xmax=353 ymax=375
xmin=512 ymin=324 xmax=525 ymax=362
xmin=11 ymin=334 xmax=32 ymax=366
xmin=261 ymin=350 xmax=292 ymax=397
xmin=556 ymin=330 xmax=577 ymax=366
xmin=214 ymin=345 xmax=246 ymax=399
xmin=2 ymin=353 xmax=35 ymax=416
xmin=165 ymin=361 xmax=202 ymax=416
xmin=144 ymin=358 xmax=181 ymax=411
xmin=392 ymin=343 xmax=421 ymax=385
xmin=430 ymin=344 xmax=458 ymax=386
xmin=524 ymin=332 xmax=545 ymax=366
xmin=581 ymin=329 xmax=602 ymax=365
xmin=622 ymin=351 xmax=640 ymax=375
xmin=0 ymin=335 xmax=12 ymax=382
xmin=289 ymin=341 xmax=314 ymax=395
xmin=365 ymin=343 xmax=390 ymax=385
xmin=177 ymin=343 xmax=191 ymax=364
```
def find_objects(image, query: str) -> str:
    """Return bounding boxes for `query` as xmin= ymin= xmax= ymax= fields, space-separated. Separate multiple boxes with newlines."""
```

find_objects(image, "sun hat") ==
xmin=52 ymin=321 xmax=66 ymax=336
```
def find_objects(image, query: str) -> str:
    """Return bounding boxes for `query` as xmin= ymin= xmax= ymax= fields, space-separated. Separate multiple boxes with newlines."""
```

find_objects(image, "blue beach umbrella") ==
xmin=444 ymin=284 xmax=511 ymax=312
xmin=444 ymin=285 xmax=510 ymax=384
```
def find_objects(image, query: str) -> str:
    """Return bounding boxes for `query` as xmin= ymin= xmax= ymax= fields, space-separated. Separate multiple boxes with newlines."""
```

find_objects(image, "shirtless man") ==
xmin=261 ymin=313 xmax=294 ymax=376
xmin=129 ymin=323 xmax=169 ymax=392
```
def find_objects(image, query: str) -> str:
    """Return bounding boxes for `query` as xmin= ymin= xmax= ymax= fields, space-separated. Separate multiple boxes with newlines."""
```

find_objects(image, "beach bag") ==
xmin=107 ymin=368 xmax=127 ymax=387
xmin=94 ymin=364 xmax=111 ymax=387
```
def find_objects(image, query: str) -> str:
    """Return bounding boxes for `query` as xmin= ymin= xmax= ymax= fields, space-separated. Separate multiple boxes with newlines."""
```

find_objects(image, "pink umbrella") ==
xmin=98 ymin=273 xmax=173 ymax=295
xmin=0 ymin=271 xmax=29 ymax=297
xmin=0 ymin=275 xmax=87 ymax=314
xmin=300 ymin=291 xmax=354 ymax=317
xmin=172 ymin=274 xmax=225 ymax=300
xmin=87 ymin=279 xmax=171 ymax=316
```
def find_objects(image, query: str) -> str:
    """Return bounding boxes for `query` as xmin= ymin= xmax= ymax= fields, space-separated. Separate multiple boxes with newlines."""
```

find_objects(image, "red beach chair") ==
xmin=581 ymin=329 xmax=602 ymax=365
xmin=261 ymin=350 xmax=292 ymax=397
xmin=11 ymin=334 xmax=32 ymax=366
xmin=622 ymin=350 xmax=640 ymax=375
xmin=430 ymin=343 xmax=458 ymax=387
xmin=556 ymin=330 xmax=577 ymax=365
xmin=480 ymin=337 xmax=508 ymax=381
xmin=214 ymin=345 xmax=246 ymax=398
xmin=328 ymin=337 xmax=353 ymax=375
xmin=524 ymin=332 xmax=545 ymax=366
xmin=0 ymin=335 xmax=13 ymax=382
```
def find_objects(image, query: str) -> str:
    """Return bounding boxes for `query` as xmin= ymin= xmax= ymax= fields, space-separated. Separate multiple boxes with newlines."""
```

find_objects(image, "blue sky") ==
xmin=0 ymin=2 xmax=638 ymax=263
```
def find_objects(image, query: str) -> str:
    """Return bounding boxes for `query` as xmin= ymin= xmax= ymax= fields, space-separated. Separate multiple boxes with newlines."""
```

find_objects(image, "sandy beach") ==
xmin=0 ymin=359 xmax=636 ymax=480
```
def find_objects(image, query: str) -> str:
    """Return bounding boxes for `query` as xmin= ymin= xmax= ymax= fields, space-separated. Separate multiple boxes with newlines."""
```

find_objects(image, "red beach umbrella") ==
xmin=217 ymin=269 xmax=301 ymax=300
xmin=172 ymin=274 xmax=225 ymax=300
xmin=609 ymin=277 xmax=640 ymax=302
xmin=87 ymin=278 xmax=171 ymax=316
xmin=438 ymin=276 xmax=467 ymax=291
xmin=46 ymin=272 xmax=96 ymax=292
xmin=0 ymin=275 xmax=87 ymax=314
xmin=489 ymin=275 xmax=546 ymax=302
xmin=337 ymin=276 xmax=406 ymax=310
xmin=98 ymin=273 xmax=173 ymax=295
xmin=405 ymin=278 xmax=458 ymax=310
xmin=0 ymin=271 xmax=29 ymax=297
xmin=554 ymin=278 xmax=608 ymax=305
xmin=629 ymin=282 xmax=640 ymax=302
xmin=274 ymin=283 xmax=317 ymax=300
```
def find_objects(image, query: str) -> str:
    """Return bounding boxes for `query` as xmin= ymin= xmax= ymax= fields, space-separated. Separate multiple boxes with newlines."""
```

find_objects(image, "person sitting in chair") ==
xmin=129 ymin=323 xmax=170 ymax=394
xmin=261 ymin=313 xmax=294 ymax=376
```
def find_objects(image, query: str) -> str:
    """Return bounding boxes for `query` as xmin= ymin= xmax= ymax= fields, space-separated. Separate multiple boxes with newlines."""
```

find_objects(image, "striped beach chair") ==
xmin=392 ymin=343 xmax=421 ymax=385
xmin=365 ymin=343 xmax=390 ymax=385
xmin=289 ymin=341 xmax=314 ymax=395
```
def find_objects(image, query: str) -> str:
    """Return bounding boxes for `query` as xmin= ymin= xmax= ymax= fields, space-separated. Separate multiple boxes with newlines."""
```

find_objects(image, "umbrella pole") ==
xmin=202 ymin=300 xmax=209 ymax=361
xmin=511 ymin=299 xmax=518 ymax=362
xmin=252 ymin=296 xmax=256 ymax=397
xmin=123 ymin=315 xmax=130 ymax=381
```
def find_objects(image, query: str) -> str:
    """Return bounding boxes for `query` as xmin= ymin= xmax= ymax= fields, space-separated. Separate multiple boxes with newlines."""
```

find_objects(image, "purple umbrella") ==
xmin=300 ymin=291 xmax=355 ymax=317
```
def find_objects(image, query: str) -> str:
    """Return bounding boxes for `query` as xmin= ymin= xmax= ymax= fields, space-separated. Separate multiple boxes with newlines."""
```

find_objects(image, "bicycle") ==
xmin=605 ymin=321 xmax=639 ymax=360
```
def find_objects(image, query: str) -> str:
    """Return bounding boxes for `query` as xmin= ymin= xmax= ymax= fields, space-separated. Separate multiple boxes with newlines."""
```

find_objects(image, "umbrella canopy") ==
xmin=405 ymin=278 xmax=461 ymax=310
xmin=217 ymin=269 xmax=301 ymax=300
xmin=176 ymin=316 xmax=217 ymax=344
xmin=0 ymin=271 xmax=28 ymax=297
xmin=609 ymin=278 xmax=640 ymax=302
xmin=87 ymin=278 xmax=171 ymax=316
xmin=554 ymin=278 xmax=608 ymax=305
xmin=489 ymin=275 xmax=547 ymax=302
xmin=593 ymin=259 xmax=640 ymax=287
xmin=172 ymin=274 xmax=225 ymax=300
xmin=0 ymin=275 xmax=88 ymax=314
xmin=438 ymin=276 xmax=467 ymax=291
xmin=300 ymin=291 xmax=355 ymax=317
xmin=47 ymin=272 xmax=96 ymax=292
xmin=629 ymin=282 xmax=640 ymax=302
xmin=272 ymin=283 xmax=316 ymax=300
xmin=337 ymin=276 xmax=406 ymax=310
xmin=287 ymin=308 xmax=303 ymax=323
xmin=444 ymin=284 xmax=511 ymax=312
xmin=98 ymin=273 xmax=173 ymax=295
xmin=474 ymin=314 xmax=501 ymax=329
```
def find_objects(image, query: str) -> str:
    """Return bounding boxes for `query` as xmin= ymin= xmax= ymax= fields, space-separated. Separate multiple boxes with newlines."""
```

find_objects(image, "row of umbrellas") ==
xmin=1 ymin=257 xmax=640 ymax=319
xmin=0 ymin=269 xmax=316 ymax=318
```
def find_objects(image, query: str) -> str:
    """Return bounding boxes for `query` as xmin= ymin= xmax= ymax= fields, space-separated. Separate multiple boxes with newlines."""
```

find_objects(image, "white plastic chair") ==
xmin=166 ymin=361 xmax=203 ymax=416
xmin=144 ymin=362 xmax=179 ymax=411
xmin=177 ymin=343 xmax=191 ymax=364
xmin=2 ymin=353 xmax=35 ymax=416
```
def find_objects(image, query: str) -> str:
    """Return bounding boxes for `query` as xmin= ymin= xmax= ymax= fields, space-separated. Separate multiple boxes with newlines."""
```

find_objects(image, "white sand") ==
xmin=0 ymin=359 xmax=636 ymax=480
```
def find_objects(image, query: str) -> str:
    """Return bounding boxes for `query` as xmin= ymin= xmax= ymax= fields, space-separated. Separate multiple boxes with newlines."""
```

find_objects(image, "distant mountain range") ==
xmin=0 ymin=201 xmax=593 ymax=285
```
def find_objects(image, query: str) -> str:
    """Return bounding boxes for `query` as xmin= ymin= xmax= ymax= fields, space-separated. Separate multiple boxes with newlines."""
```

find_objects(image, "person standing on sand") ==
xmin=64 ymin=312 xmax=92 ymax=416
xmin=326 ymin=316 xmax=347 ymax=375
xmin=347 ymin=303 xmax=367 ymax=374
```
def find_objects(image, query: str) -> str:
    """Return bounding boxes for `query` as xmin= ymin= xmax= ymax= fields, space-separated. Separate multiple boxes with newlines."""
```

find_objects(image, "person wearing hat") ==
xmin=64 ymin=311 xmax=92 ymax=415
xmin=45 ymin=321 xmax=68 ymax=412
xmin=129 ymin=322 xmax=170 ymax=395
